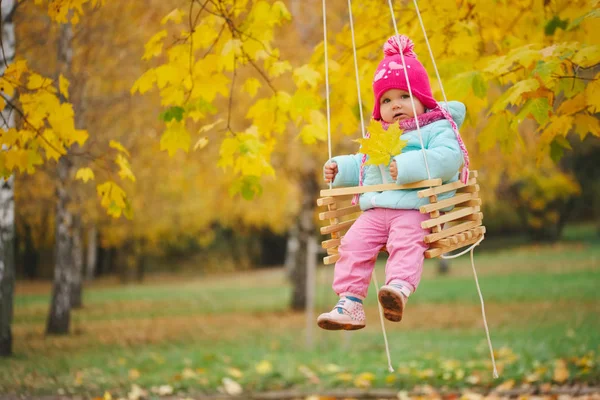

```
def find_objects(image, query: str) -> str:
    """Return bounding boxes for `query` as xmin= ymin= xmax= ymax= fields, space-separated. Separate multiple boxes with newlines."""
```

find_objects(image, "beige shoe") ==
xmin=317 ymin=296 xmax=366 ymax=331
xmin=378 ymin=284 xmax=410 ymax=322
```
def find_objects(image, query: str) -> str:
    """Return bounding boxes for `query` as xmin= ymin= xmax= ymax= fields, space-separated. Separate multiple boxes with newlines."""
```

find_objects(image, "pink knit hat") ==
xmin=372 ymin=35 xmax=437 ymax=120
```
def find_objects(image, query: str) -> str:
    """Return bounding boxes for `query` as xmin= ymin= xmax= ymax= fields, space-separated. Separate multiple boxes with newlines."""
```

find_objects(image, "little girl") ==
xmin=317 ymin=35 xmax=470 ymax=331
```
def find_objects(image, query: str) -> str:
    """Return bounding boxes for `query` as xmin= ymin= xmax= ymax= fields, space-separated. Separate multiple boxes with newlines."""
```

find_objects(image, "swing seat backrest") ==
xmin=317 ymin=170 xmax=485 ymax=264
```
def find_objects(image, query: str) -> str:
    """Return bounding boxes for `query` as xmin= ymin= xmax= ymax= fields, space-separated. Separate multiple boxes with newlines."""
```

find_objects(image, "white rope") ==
xmin=386 ymin=0 xmax=432 ymax=182
xmin=371 ymin=271 xmax=394 ymax=372
xmin=322 ymin=0 xmax=333 ymax=190
xmin=440 ymin=235 xmax=484 ymax=260
xmin=409 ymin=0 xmax=497 ymax=378
xmin=412 ymin=0 xmax=449 ymax=105
xmin=349 ymin=0 xmax=395 ymax=369
xmin=347 ymin=0 xmax=367 ymax=140
xmin=467 ymin=245 xmax=499 ymax=379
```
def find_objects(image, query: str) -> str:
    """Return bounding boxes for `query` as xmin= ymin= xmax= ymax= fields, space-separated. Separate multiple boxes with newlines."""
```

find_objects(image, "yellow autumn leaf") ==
xmin=161 ymin=8 xmax=184 ymax=25
xmin=298 ymin=110 xmax=327 ymax=144
xmin=227 ymin=367 xmax=244 ymax=378
xmin=255 ymin=360 xmax=273 ymax=375
xmin=109 ymin=140 xmax=131 ymax=156
xmin=268 ymin=60 xmax=291 ymax=77
xmin=356 ymin=119 xmax=407 ymax=165
xmin=103 ymin=392 xmax=112 ymax=400
xmin=193 ymin=137 xmax=209 ymax=151
xmin=59 ymin=74 xmax=69 ymax=100
xmin=572 ymin=44 xmax=600 ymax=68
xmin=293 ymin=64 xmax=321 ymax=88
xmin=128 ymin=368 xmax=140 ymax=380
xmin=115 ymin=154 xmax=136 ymax=182
xmin=160 ymin=120 xmax=191 ymax=156
xmin=353 ymin=372 xmax=375 ymax=388
xmin=574 ymin=113 xmax=600 ymax=140
xmin=131 ymin=69 xmax=157 ymax=95
xmin=553 ymin=359 xmax=569 ymax=383
xmin=75 ymin=167 xmax=95 ymax=183
xmin=243 ymin=78 xmax=262 ymax=97
xmin=142 ymin=30 xmax=168 ymax=61
xmin=96 ymin=181 xmax=127 ymax=218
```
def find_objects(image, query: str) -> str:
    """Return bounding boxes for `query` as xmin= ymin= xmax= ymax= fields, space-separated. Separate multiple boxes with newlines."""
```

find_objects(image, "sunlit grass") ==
xmin=2 ymin=224 xmax=599 ymax=396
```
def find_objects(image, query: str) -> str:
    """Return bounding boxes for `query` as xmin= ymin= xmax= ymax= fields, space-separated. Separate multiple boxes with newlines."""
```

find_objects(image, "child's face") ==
xmin=379 ymin=89 xmax=425 ymax=123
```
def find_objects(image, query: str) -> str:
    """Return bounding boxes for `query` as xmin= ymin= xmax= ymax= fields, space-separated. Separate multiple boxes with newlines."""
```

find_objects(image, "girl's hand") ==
xmin=324 ymin=162 xmax=338 ymax=183
xmin=390 ymin=160 xmax=398 ymax=181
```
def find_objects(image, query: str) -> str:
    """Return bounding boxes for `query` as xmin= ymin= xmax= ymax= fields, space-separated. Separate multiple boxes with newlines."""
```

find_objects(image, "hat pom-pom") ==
xmin=383 ymin=35 xmax=417 ymax=58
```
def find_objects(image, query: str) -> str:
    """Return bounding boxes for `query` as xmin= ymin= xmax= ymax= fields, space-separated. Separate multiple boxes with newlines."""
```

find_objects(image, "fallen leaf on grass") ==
xmin=128 ymin=369 xmax=140 ymax=380
xmin=256 ymin=360 xmax=273 ymax=375
xmin=221 ymin=377 xmax=243 ymax=395
xmin=354 ymin=372 xmax=375 ymax=388
xmin=553 ymin=359 xmax=569 ymax=383
xmin=128 ymin=384 xmax=147 ymax=400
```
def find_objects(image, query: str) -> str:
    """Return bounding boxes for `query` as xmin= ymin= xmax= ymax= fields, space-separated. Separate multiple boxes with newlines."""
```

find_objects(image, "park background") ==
xmin=0 ymin=0 xmax=599 ymax=399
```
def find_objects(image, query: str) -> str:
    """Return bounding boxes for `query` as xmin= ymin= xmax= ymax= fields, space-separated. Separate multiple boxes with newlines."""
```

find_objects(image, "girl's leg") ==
xmin=384 ymin=209 xmax=429 ymax=291
xmin=332 ymin=208 xmax=388 ymax=299
xmin=378 ymin=209 xmax=429 ymax=322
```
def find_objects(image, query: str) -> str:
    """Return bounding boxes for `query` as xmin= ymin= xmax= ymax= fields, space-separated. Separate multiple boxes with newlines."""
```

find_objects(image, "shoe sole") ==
xmin=317 ymin=318 xmax=365 ymax=331
xmin=378 ymin=287 xmax=404 ymax=322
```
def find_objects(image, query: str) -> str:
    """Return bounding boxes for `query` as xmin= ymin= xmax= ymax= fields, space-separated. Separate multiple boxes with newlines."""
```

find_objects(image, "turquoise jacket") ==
xmin=329 ymin=101 xmax=466 ymax=211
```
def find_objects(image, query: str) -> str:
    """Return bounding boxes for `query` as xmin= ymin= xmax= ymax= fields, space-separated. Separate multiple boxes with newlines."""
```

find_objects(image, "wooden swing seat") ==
xmin=317 ymin=170 xmax=485 ymax=264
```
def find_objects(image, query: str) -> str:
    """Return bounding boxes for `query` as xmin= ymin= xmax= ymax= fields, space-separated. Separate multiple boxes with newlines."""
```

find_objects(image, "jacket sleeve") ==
xmin=326 ymin=154 xmax=363 ymax=187
xmin=392 ymin=101 xmax=466 ymax=184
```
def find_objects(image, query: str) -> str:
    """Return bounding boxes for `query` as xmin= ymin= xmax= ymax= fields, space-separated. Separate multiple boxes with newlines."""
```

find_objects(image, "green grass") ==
xmin=2 ymin=225 xmax=599 ymax=397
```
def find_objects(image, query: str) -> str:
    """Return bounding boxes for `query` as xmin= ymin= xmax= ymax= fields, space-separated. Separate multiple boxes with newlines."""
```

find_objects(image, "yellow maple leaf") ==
xmin=356 ymin=119 xmax=407 ymax=165
xmin=553 ymin=359 xmax=569 ymax=383
xmin=75 ymin=167 xmax=95 ymax=183
xmin=109 ymin=140 xmax=131 ymax=156
xmin=193 ymin=137 xmax=209 ymax=151
xmin=115 ymin=154 xmax=136 ymax=182
xmin=161 ymin=8 xmax=185 ymax=25
xmin=142 ymin=30 xmax=168 ymax=61
xmin=160 ymin=120 xmax=190 ymax=156
xmin=243 ymin=78 xmax=262 ymax=98
xmin=96 ymin=181 xmax=127 ymax=218
xmin=293 ymin=64 xmax=321 ymax=88
xmin=353 ymin=372 xmax=375 ymax=388
xmin=58 ymin=74 xmax=70 ymax=100
xmin=255 ymin=360 xmax=273 ymax=375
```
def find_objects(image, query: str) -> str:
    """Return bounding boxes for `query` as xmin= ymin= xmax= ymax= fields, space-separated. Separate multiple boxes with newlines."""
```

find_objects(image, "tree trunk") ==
xmin=46 ymin=22 xmax=74 ymax=335
xmin=85 ymin=224 xmax=97 ymax=280
xmin=22 ymin=224 xmax=39 ymax=279
xmin=46 ymin=157 xmax=73 ymax=335
xmin=289 ymin=174 xmax=319 ymax=311
xmin=70 ymin=216 xmax=83 ymax=308
xmin=0 ymin=0 xmax=17 ymax=357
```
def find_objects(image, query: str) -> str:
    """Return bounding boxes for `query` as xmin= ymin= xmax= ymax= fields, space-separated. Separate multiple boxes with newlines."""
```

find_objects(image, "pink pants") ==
xmin=333 ymin=208 xmax=430 ymax=299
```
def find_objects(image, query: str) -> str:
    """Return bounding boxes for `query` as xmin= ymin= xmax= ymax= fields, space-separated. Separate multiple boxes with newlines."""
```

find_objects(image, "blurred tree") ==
xmin=0 ymin=0 xmax=17 ymax=357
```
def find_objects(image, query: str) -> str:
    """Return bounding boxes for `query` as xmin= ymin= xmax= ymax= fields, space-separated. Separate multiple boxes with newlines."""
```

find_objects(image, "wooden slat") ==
xmin=420 ymin=193 xmax=474 ymax=213
xmin=457 ymin=184 xmax=480 ymax=194
xmin=320 ymin=178 xmax=442 ymax=197
xmin=418 ymin=177 xmax=477 ymax=198
xmin=424 ymin=220 xmax=482 ymax=243
xmin=317 ymin=197 xmax=335 ymax=206
xmin=425 ymin=228 xmax=485 ymax=258
xmin=431 ymin=227 xmax=482 ymax=248
xmin=461 ymin=199 xmax=482 ymax=208
xmin=320 ymin=219 xmax=356 ymax=235
xmin=321 ymin=238 xmax=341 ymax=249
xmin=323 ymin=254 xmax=340 ymax=265
xmin=421 ymin=206 xmax=480 ymax=229
xmin=453 ymin=212 xmax=483 ymax=223
xmin=327 ymin=248 xmax=338 ymax=255
xmin=319 ymin=204 xmax=361 ymax=220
